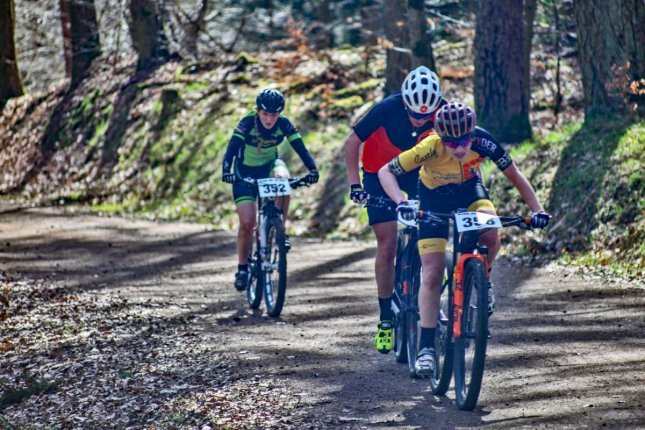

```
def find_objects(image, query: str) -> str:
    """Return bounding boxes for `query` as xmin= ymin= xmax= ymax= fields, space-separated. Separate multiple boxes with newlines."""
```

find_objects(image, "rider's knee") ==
xmin=480 ymin=230 xmax=500 ymax=249
xmin=239 ymin=217 xmax=255 ymax=233
xmin=422 ymin=269 xmax=443 ymax=290
xmin=377 ymin=240 xmax=397 ymax=260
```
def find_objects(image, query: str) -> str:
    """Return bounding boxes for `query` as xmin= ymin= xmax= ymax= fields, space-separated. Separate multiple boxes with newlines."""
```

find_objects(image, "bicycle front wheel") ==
xmin=405 ymin=248 xmax=421 ymax=378
xmin=454 ymin=258 xmax=489 ymax=410
xmin=263 ymin=217 xmax=288 ymax=317
xmin=393 ymin=232 xmax=408 ymax=364
xmin=246 ymin=238 xmax=263 ymax=309
xmin=431 ymin=251 xmax=454 ymax=395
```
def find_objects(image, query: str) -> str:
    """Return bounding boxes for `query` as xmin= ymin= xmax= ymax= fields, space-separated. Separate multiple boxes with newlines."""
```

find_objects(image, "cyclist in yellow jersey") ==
xmin=378 ymin=102 xmax=550 ymax=377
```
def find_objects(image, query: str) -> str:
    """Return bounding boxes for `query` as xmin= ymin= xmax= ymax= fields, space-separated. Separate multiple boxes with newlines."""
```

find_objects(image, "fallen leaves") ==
xmin=0 ymin=273 xmax=318 ymax=429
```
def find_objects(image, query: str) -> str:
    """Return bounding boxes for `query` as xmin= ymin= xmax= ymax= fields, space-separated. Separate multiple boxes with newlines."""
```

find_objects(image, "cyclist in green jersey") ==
xmin=222 ymin=88 xmax=319 ymax=291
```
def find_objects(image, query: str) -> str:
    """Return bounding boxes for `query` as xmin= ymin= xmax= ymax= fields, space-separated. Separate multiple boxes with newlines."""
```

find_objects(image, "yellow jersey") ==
xmin=388 ymin=127 xmax=513 ymax=189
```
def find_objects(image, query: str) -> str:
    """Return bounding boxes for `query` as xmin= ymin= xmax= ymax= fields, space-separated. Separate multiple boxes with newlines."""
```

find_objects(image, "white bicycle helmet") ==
xmin=401 ymin=66 xmax=443 ymax=115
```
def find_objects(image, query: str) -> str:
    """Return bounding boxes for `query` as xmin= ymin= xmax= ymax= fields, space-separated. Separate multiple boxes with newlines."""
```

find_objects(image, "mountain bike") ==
xmin=389 ymin=201 xmax=452 ymax=378
xmin=364 ymin=197 xmax=451 ymax=378
xmin=238 ymin=175 xmax=313 ymax=317
xmin=417 ymin=209 xmax=533 ymax=410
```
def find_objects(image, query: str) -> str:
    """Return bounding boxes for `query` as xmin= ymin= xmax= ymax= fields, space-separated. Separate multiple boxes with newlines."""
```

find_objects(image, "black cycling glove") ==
xmin=222 ymin=173 xmax=236 ymax=184
xmin=305 ymin=170 xmax=319 ymax=185
xmin=396 ymin=200 xmax=417 ymax=221
xmin=530 ymin=211 xmax=550 ymax=229
xmin=349 ymin=184 xmax=369 ymax=204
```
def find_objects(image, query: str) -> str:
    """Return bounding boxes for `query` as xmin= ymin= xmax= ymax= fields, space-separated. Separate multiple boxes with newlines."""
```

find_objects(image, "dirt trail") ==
xmin=1 ymin=208 xmax=643 ymax=429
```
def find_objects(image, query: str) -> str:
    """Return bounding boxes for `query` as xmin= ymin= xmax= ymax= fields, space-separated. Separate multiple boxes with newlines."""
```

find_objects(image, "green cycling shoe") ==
xmin=375 ymin=320 xmax=394 ymax=354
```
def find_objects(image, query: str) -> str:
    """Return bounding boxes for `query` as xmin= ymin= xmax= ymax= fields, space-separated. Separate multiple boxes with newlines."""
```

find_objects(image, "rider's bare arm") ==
xmin=344 ymin=131 xmax=363 ymax=185
xmin=502 ymin=163 xmax=545 ymax=213
xmin=378 ymin=163 xmax=406 ymax=204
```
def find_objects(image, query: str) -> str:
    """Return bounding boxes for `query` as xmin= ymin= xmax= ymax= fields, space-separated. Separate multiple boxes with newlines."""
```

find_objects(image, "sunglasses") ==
xmin=442 ymin=135 xmax=472 ymax=149
xmin=405 ymin=107 xmax=433 ymax=120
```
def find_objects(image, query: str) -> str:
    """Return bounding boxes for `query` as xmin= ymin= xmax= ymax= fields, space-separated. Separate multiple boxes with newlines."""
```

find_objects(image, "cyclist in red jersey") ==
xmin=343 ymin=66 xmax=446 ymax=354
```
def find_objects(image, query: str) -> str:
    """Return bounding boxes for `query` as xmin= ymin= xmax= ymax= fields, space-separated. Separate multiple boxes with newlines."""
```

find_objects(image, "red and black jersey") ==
xmin=353 ymin=93 xmax=446 ymax=173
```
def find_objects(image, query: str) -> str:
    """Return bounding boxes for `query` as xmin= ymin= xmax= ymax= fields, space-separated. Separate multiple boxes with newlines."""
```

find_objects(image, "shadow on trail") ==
xmin=2 ymin=230 xmax=235 ymax=293
xmin=0 ymin=210 xmax=240 ymax=324
xmin=289 ymin=246 xmax=376 ymax=285
xmin=4 ymin=209 xmax=643 ymax=427
xmin=479 ymin=259 xmax=645 ymax=427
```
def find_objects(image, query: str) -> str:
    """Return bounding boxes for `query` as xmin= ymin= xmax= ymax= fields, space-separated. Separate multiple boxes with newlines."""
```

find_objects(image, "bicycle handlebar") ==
xmin=417 ymin=210 xmax=534 ymax=230
xmin=358 ymin=194 xmax=536 ymax=230
xmin=236 ymin=175 xmax=313 ymax=189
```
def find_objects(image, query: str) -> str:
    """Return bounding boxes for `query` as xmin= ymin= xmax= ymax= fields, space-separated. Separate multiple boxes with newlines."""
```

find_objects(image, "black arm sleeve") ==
xmin=222 ymin=134 xmax=244 ymax=175
xmin=289 ymin=137 xmax=317 ymax=171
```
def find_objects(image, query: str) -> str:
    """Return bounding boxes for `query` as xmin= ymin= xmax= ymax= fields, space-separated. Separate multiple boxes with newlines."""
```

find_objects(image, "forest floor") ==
xmin=1 ymin=208 xmax=644 ymax=429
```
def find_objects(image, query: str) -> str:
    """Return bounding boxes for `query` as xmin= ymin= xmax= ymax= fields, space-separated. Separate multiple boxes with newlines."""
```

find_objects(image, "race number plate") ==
xmin=454 ymin=211 xmax=502 ymax=232
xmin=257 ymin=178 xmax=291 ymax=197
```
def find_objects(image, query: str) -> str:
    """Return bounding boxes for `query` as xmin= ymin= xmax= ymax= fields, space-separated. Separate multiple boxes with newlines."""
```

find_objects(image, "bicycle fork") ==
xmin=257 ymin=215 xmax=271 ymax=272
xmin=258 ymin=212 xmax=282 ymax=273
xmin=452 ymin=253 xmax=488 ymax=338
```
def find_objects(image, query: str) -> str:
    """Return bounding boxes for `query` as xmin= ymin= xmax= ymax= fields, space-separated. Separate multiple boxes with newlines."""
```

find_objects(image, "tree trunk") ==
xmin=523 ymin=0 xmax=537 ymax=97
xmin=69 ymin=0 xmax=101 ymax=86
xmin=182 ymin=0 xmax=209 ymax=60
xmin=383 ymin=0 xmax=411 ymax=96
xmin=383 ymin=0 xmax=438 ymax=96
xmin=0 ymin=0 xmax=24 ymax=104
xmin=573 ymin=0 xmax=645 ymax=117
xmin=407 ymin=0 xmax=436 ymax=72
xmin=317 ymin=0 xmax=332 ymax=23
xmin=129 ymin=0 xmax=171 ymax=71
xmin=474 ymin=0 xmax=532 ymax=142
xmin=59 ymin=0 xmax=73 ymax=77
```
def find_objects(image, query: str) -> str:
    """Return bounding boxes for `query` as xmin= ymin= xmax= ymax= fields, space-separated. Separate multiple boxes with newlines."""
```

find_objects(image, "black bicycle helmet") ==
xmin=434 ymin=102 xmax=477 ymax=139
xmin=256 ymin=88 xmax=285 ymax=113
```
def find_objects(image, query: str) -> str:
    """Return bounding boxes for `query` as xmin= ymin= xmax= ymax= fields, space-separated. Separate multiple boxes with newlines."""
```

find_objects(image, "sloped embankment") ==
xmin=0 ymin=49 xmax=383 ymax=237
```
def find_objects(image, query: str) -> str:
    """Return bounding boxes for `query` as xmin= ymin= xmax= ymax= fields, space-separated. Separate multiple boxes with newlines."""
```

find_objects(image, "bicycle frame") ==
xmin=256 ymin=196 xmax=282 ymax=270
xmin=242 ymin=177 xmax=301 ymax=268
xmin=442 ymin=213 xmax=531 ymax=340
xmin=450 ymin=230 xmax=489 ymax=340
xmin=393 ymin=225 xmax=418 ymax=311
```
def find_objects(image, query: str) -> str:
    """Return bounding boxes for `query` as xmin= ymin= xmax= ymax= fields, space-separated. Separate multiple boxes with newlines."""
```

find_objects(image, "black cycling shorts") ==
xmin=362 ymin=168 xmax=420 ymax=225
xmin=232 ymin=160 xmax=289 ymax=204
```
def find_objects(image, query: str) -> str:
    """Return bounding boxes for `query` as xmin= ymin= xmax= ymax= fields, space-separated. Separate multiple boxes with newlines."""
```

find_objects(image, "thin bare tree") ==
xmin=60 ymin=0 xmax=101 ymax=86
xmin=383 ymin=0 xmax=438 ymax=96
xmin=0 ymin=0 xmax=24 ymax=104
xmin=129 ymin=0 xmax=171 ymax=71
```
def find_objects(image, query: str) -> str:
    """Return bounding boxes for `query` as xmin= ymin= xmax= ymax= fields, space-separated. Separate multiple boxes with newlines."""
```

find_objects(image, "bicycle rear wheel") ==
xmin=431 ymin=251 xmax=454 ymax=395
xmin=246 ymin=238 xmax=263 ymax=309
xmin=263 ymin=217 xmax=287 ymax=317
xmin=454 ymin=258 xmax=489 ymax=410
xmin=393 ymin=232 xmax=408 ymax=364
xmin=405 ymin=248 xmax=421 ymax=378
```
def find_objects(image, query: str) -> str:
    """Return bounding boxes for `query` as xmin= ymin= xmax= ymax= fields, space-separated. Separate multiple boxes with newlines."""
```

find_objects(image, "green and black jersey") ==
xmin=222 ymin=111 xmax=317 ymax=177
